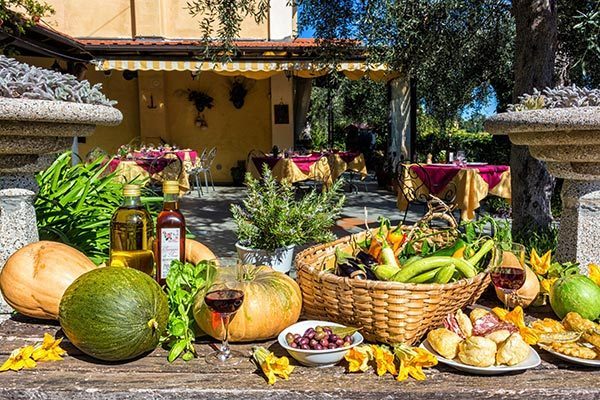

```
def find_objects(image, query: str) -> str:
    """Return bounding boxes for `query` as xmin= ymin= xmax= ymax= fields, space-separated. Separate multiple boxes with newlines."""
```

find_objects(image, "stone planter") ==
xmin=235 ymin=242 xmax=296 ymax=273
xmin=0 ymin=97 xmax=122 ymax=312
xmin=485 ymin=106 xmax=600 ymax=271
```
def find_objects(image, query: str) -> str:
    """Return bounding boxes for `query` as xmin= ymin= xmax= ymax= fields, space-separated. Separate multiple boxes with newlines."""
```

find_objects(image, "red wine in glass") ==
xmin=205 ymin=289 xmax=244 ymax=314
xmin=491 ymin=267 xmax=526 ymax=291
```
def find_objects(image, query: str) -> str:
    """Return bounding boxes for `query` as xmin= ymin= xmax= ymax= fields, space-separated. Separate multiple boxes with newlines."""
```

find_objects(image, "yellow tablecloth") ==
xmin=397 ymin=164 xmax=511 ymax=220
xmin=110 ymin=160 xmax=190 ymax=195
xmin=247 ymin=153 xmax=367 ymax=186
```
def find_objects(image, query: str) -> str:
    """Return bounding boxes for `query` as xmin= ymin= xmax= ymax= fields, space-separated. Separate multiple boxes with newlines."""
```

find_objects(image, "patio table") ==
xmin=247 ymin=151 xmax=367 ymax=185
xmin=108 ymin=150 xmax=197 ymax=195
xmin=397 ymin=163 xmax=511 ymax=220
xmin=1 ymin=311 xmax=598 ymax=400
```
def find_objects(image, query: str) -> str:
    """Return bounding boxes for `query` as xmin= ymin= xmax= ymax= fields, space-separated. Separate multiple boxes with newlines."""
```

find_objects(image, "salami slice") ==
xmin=472 ymin=313 xmax=518 ymax=336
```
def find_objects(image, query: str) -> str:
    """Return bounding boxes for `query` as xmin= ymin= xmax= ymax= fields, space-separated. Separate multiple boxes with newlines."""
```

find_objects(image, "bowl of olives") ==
xmin=277 ymin=320 xmax=364 ymax=367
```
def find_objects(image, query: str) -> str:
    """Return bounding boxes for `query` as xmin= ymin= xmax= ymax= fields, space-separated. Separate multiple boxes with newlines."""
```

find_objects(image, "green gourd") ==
xmin=59 ymin=267 xmax=168 ymax=361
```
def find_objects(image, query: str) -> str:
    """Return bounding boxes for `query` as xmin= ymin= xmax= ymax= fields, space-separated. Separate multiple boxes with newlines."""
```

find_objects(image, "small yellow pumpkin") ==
xmin=194 ymin=265 xmax=302 ymax=342
xmin=0 ymin=241 xmax=96 ymax=320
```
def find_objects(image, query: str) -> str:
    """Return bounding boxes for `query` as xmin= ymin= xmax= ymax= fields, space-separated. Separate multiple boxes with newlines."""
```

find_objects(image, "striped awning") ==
xmin=94 ymin=59 xmax=397 ymax=81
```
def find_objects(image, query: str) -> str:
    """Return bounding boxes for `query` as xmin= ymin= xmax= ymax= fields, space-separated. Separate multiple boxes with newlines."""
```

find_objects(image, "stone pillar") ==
xmin=0 ymin=189 xmax=39 ymax=313
xmin=557 ymin=180 xmax=600 ymax=271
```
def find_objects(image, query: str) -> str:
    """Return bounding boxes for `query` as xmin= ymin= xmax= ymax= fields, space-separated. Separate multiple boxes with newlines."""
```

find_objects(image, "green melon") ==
xmin=59 ymin=267 xmax=168 ymax=361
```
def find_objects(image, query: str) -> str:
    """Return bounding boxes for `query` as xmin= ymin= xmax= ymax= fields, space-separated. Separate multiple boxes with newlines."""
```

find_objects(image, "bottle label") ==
xmin=160 ymin=228 xmax=181 ymax=279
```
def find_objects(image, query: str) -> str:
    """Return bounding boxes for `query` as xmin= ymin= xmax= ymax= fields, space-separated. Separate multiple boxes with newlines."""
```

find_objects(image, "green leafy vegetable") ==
xmin=162 ymin=260 xmax=216 ymax=362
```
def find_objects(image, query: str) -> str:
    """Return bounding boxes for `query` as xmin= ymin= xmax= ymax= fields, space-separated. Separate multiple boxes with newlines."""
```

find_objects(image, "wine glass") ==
xmin=456 ymin=150 xmax=467 ymax=166
xmin=204 ymin=257 xmax=246 ymax=365
xmin=490 ymin=243 xmax=526 ymax=310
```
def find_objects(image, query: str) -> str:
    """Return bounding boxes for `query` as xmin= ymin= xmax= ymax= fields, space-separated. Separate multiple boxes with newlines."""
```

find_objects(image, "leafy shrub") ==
xmin=231 ymin=166 xmax=346 ymax=251
xmin=416 ymin=128 xmax=510 ymax=164
xmin=35 ymin=152 xmax=162 ymax=264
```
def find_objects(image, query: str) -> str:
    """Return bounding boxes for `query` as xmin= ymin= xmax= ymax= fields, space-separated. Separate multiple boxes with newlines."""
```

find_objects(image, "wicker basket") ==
xmin=295 ymin=224 xmax=491 ymax=345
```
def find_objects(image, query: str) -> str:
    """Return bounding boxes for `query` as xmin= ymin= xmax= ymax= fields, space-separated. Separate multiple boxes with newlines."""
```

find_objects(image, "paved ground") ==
xmin=180 ymin=175 xmax=427 ymax=257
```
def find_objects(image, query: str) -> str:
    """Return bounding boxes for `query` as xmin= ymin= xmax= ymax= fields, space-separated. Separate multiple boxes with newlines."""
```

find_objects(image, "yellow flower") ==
xmin=589 ymin=264 xmax=600 ymax=286
xmin=345 ymin=345 xmax=373 ymax=372
xmin=0 ymin=346 xmax=36 ymax=372
xmin=370 ymin=345 xmax=397 ymax=376
xmin=540 ymin=278 xmax=558 ymax=294
xmin=32 ymin=333 xmax=66 ymax=362
xmin=394 ymin=343 xmax=437 ymax=382
xmin=252 ymin=346 xmax=294 ymax=385
xmin=530 ymin=248 xmax=552 ymax=276
xmin=492 ymin=306 xmax=539 ymax=345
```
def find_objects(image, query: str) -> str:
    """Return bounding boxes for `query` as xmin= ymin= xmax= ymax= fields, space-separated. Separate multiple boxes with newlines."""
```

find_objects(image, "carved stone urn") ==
xmin=0 ymin=57 xmax=122 ymax=313
xmin=486 ymin=106 xmax=600 ymax=271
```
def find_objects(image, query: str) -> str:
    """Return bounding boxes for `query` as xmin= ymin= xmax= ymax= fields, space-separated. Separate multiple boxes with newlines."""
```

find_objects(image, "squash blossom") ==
xmin=252 ymin=346 xmax=294 ymax=385
xmin=540 ymin=277 xmax=558 ymax=294
xmin=370 ymin=345 xmax=397 ymax=376
xmin=32 ymin=333 xmax=66 ymax=362
xmin=345 ymin=345 xmax=373 ymax=372
xmin=394 ymin=344 xmax=437 ymax=382
xmin=530 ymin=248 xmax=552 ymax=275
xmin=588 ymin=264 xmax=600 ymax=286
xmin=0 ymin=346 xmax=36 ymax=372
xmin=492 ymin=306 xmax=539 ymax=345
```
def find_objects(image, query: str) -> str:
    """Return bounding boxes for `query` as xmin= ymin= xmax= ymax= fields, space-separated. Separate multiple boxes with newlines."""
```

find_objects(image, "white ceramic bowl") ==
xmin=277 ymin=320 xmax=364 ymax=367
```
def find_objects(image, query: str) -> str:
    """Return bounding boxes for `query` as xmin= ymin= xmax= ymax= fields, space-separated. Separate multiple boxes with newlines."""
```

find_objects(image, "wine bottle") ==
xmin=156 ymin=181 xmax=186 ymax=285
xmin=109 ymin=184 xmax=155 ymax=276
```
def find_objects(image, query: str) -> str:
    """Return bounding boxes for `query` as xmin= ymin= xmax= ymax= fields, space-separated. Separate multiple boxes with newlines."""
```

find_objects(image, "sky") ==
xmin=297 ymin=5 xmax=499 ymax=118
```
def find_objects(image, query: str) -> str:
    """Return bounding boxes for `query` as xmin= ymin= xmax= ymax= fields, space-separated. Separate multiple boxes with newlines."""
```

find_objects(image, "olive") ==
xmin=320 ymin=338 xmax=329 ymax=347
xmin=309 ymin=339 xmax=318 ymax=347
xmin=307 ymin=331 xmax=316 ymax=339
xmin=335 ymin=339 xmax=344 ymax=346
xmin=300 ymin=337 xmax=309 ymax=345
xmin=301 ymin=344 xmax=310 ymax=350
xmin=290 ymin=342 xmax=298 ymax=348
xmin=315 ymin=344 xmax=323 ymax=350
xmin=285 ymin=333 xmax=295 ymax=344
xmin=328 ymin=343 xmax=336 ymax=349
xmin=294 ymin=333 xmax=301 ymax=339
xmin=329 ymin=334 xmax=338 ymax=342
xmin=294 ymin=337 xmax=302 ymax=344
xmin=343 ymin=341 xmax=351 ymax=347
xmin=324 ymin=328 xmax=332 ymax=335
xmin=315 ymin=326 xmax=324 ymax=333
xmin=314 ymin=332 xmax=326 ymax=340
xmin=344 ymin=335 xmax=352 ymax=342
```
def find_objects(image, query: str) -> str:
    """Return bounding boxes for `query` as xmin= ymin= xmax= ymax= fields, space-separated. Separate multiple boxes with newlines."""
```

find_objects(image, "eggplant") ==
xmin=335 ymin=248 xmax=377 ymax=280
xmin=354 ymin=251 xmax=378 ymax=280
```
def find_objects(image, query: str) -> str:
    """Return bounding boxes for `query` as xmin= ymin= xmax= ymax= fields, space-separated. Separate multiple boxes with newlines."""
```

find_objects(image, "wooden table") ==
xmin=1 ymin=310 xmax=599 ymax=400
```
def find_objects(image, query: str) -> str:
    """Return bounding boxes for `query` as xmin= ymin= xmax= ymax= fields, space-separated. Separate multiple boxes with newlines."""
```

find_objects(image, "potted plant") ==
xmin=231 ymin=166 xmax=345 ymax=273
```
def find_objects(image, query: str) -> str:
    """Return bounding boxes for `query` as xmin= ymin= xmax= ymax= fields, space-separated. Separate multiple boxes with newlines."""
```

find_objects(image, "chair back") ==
xmin=200 ymin=147 xmax=217 ymax=169
xmin=396 ymin=162 xmax=457 ymax=205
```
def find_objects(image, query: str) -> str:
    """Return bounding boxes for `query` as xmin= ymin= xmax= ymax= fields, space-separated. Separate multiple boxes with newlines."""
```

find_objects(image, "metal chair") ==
xmin=396 ymin=162 xmax=457 ymax=224
xmin=189 ymin=147 xmax=216 ymax=196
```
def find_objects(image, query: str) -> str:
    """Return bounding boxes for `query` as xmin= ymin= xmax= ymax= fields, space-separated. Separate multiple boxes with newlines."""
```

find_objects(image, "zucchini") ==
xmin=391 ymin=256 xmax=477 ymax=282
xmin=407 ymin=268 xmax=440 ymax=283
xmin=434 ymin=265 xmax=456 ymax=284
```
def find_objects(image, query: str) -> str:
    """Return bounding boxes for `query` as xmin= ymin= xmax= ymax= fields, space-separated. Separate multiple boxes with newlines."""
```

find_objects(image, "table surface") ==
xmin=1 ymin=304 xmax=598 ymax=400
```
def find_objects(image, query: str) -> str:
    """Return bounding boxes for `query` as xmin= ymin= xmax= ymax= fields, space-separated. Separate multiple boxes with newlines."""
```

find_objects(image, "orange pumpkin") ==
xmin=193 ymin=265 xmax=302 ymax=342
xmin=185 ymin=238 xmax=216 ymax=264
xmin=0 ymin=241 xmax=96 ymax=320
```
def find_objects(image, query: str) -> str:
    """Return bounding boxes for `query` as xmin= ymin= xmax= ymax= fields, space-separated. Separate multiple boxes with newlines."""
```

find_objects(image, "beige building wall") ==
xmin=42 ymin=0 xmax=269 ymax=39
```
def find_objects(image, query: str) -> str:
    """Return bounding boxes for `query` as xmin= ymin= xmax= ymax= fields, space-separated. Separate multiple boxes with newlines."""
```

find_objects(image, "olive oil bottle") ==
xmin=156 ymin=181 xmax=185 ymax=285
xmin=109 ymin=184 xmax=155 ymax=276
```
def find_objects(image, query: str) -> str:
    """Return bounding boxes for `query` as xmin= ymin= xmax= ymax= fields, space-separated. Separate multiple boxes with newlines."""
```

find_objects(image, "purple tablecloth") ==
xmin=411 ymin=164 xmax=509 ymax=194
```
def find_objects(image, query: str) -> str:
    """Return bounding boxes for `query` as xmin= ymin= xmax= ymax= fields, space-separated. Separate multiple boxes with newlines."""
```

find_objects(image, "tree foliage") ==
xmin=0 ymin=0 xmax=54 ymax=35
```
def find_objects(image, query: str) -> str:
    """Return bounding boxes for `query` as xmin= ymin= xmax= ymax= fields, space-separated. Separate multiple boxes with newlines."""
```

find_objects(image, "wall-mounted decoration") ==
xmin=229 ymin=78 xmax=249 ymax=109
xmin=195 ymin=114 xmax=208 ymax=130
xmin=187 ymin=90 xmax=214 ymax=112
xmin=274 ymin=103 xmax=289 ymax=124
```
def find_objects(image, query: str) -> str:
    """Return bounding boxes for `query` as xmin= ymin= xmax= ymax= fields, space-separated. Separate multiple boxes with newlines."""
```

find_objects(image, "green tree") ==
xmin=0 ymin=0 xmax=53 ymax=35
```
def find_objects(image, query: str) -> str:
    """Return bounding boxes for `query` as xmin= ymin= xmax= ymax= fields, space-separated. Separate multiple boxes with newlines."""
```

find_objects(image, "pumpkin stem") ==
xmin=147 ymin=318 xmax=159 ymax=331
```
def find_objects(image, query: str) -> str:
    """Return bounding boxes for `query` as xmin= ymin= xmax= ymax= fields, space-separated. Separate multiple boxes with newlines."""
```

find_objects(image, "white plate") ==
xmin=541 ymin=345 xmax=600 ymax=367
xmin=467 ymin=162 xmax=488 ymax=166
xmin=420 ymin=339 xmax=541 ymax=375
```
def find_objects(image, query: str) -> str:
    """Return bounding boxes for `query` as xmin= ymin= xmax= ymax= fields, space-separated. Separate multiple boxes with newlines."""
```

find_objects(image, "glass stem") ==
xmin=220 ymin=313 xmax=231 ymax=357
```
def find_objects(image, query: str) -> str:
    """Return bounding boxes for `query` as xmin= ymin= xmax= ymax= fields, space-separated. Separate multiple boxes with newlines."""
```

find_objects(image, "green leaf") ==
xmin=168 ymin=340 xmax=187 ymax=363
xmin=327 ymin=326 xmax=360 ymax=337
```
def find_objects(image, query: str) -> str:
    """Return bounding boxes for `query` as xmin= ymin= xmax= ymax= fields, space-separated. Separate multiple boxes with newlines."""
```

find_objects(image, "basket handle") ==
xmin=418 ymin=196 xmax=458 ymax=229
